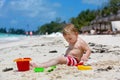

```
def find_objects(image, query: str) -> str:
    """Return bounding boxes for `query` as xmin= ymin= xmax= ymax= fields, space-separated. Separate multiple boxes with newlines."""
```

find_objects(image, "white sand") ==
xmin=0 ymin=35 xmax=120 ymax=80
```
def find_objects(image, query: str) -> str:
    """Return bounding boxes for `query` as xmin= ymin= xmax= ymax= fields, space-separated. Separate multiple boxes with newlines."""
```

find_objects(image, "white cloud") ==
xmin=82 ymin=0 xmax=109 ymax=6
xmin=9 ymin=0 xmax=58 ymax=19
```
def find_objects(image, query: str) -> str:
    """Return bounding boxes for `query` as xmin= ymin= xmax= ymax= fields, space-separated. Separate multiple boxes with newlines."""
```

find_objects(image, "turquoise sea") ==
xmin=0 ymin=33 xmax=25 ymax=43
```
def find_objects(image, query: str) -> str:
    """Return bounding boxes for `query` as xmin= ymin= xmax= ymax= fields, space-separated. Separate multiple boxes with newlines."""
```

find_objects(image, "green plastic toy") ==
xmin=47 ymin=68 xmax=54 ymax=72
xmin=34 ymin=66 xmax=56 ymax=72
xmin=34 ymin=67 xmax=44 ymax=72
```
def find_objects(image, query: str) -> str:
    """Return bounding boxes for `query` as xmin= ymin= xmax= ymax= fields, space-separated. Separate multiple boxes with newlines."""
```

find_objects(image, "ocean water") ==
xmin=0 ymin=33 xmax=25 ymax=43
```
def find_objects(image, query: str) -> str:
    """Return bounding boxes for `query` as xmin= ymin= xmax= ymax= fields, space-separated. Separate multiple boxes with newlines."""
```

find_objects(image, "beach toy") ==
xmin=77 ymin=65 xmax=92 ymax=70
xmin=34 ymin=65 xmax=56 ymax=72
xmin=14 ymin=57 xmax=32 ymax=71
xmin=47 ymin=65 xmax=56 ymax=72
xmin=75 ymin=62 xmax=84 ymax=66
xmin=34 ymin=67 xmax=44 ymax=72
xmin=2 ymin=68 xmax=13 ymax=72
xmin=47 ymin=68 xmax=54 ymax=72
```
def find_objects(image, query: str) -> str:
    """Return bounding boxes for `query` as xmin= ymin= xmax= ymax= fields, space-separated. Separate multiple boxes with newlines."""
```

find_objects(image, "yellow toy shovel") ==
xmin=77 ymin=65 xmax=92 ymax=70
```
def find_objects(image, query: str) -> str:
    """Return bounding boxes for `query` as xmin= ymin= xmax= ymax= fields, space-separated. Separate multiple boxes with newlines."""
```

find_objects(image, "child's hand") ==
xmin=81 ymin=54 xmax=88 ymax=62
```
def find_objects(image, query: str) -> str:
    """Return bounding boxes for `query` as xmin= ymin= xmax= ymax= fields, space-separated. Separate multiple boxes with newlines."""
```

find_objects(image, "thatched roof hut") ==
xmin=80 ymin=26 xmax=89 ymax=32
xmin=97 ymin=17 xmax=102 ymax=23
xmin=116 ymin=10 xmax=120 ymax=20
xmin=102 ymin=17 xmax=109 ymax=23
xmin=95 ymin=16 xmax=110 ymax=23
xmin=81 ymin=10 xmax=120 ymax=33
xmin=90 ymin=19 xmax=97 ymax=25
xmin=108 ymin=14 xmax=116 ymax=21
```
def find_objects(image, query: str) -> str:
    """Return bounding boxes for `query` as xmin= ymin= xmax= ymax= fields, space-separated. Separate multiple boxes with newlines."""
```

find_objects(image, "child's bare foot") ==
xmin=30 ymin=62 xmax=38 ymax=68
xmin=30 ymin=62 xmax=49 ymax=68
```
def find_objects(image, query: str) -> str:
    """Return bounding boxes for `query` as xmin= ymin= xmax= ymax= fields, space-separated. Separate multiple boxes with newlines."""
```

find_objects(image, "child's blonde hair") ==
xmin=62 ymin=23 xmax=78 ymax=35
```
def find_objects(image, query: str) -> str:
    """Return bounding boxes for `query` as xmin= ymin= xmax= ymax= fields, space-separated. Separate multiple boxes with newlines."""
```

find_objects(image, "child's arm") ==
xmin=64 ymin=47 xmax=70 ymax=56
xmin=81 ymin=40 xmax=91 ymax=61
xmin=84 ymin=47 xmax=91 ymax=59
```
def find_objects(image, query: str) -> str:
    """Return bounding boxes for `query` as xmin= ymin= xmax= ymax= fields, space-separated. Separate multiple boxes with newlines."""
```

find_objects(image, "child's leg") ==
xmin=31 ymin=55 xmax=67 ymax=68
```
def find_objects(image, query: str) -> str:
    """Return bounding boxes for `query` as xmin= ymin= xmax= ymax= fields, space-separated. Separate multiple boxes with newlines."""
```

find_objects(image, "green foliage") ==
xmin=0 ymin=27 xmax=25 ymax=34
xmin=70 ymin=0 xmax=120 ymax=31
xmin=101 ymin=6 xmax=110 ymax=16
xmin=38 ymin=9 xmax=96 ymax=33
xmin=109 ymin=0 xmax=120 ymax=14
xmin=100 ymin=0 xmax=120 ymax=16
xmin=37 ymin=18 xmax=66 ymax=34
xmin=70 ymin=9 xmax=96 ymax=30
xmin=8 ymin=28 xmax=25 ymax=34
xmin=0 ymin=28 xmax=7 ymax=33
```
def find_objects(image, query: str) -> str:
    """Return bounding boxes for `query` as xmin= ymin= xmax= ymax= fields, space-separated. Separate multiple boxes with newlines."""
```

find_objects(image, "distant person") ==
xmin=90 ymin=27 xmax=96 ymax=35
xmin=83 ymin=31 xmax=89 ymax=35
xmin=30 ymin=31 xmax=33 ymax=36
xmin=106 ymin=29 xmax=113 ymax=34
xmin=31 ymin=23 xmax=91 ymax=68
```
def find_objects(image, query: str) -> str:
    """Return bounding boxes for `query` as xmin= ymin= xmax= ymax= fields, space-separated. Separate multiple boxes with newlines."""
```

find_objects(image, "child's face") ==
xmin=63 ymin=32 xmax=78 ymax=44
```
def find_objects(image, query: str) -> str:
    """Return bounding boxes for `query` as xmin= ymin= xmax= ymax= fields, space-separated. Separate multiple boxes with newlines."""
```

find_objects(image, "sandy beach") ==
xmin=0 ymin=35 xmax=120 ymax=80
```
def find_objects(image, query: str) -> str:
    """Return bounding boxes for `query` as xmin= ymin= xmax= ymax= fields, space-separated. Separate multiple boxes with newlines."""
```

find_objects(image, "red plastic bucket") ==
xmin=17 ymin=61 xmax=29 ymax=71
xmin=14 ymin=58 xmax=31 ymax=71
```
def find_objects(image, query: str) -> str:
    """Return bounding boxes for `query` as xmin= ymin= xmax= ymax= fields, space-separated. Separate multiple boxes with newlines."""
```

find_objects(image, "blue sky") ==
xmin=0 ymin=0 xmax=108 ymax=31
